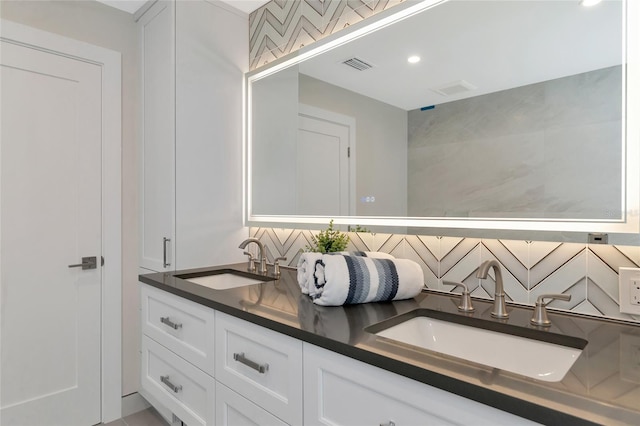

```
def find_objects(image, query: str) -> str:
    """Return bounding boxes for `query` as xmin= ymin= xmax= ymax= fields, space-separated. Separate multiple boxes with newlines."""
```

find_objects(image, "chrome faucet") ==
xmin=476 ymin=260 xmax=509 ymax=319
xmin=238 ymin=238 xmax=267 ymax=274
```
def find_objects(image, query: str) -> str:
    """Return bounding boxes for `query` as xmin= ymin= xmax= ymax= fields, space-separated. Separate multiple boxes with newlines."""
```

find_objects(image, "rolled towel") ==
xmin=297 ymin=252 xmax=323 ymax=294
xmin=312 ymin=254 xmax=424 ymax=306
xmin=297 ymin=251 xmax=394 ymax=295
xmin=335 ymin=251 xmax=395 ymax=259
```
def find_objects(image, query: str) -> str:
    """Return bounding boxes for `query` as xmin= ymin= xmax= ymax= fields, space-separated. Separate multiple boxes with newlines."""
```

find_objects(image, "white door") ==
xmin=297 ymin=109 xmax=353 ymax=216
xmin=0 ymin=38 xmax=102 ymax=426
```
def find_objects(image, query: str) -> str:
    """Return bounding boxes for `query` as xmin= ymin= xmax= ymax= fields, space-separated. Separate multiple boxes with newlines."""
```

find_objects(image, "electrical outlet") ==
xmin=632 ymin=280 xmax=640 ymax=306
xmin=619 ymin=267 xmax=640 ymax=315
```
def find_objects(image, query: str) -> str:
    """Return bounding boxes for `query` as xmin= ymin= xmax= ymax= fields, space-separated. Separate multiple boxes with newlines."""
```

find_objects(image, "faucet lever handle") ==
xmin=272 ymin=256 xmax=287 ymax=278
xmin=537 ymin=293 xmax=571 ymax=306
xmin=444 ymin=281 xmax=475 ymax=313
xmin=243 ymin=251 xmax=256 ymax=272
xmin=531 ymin=294 xmax=571 ymax=326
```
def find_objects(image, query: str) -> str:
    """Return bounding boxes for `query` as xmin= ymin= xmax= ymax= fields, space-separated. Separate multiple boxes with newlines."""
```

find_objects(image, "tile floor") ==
xmin=104 ymin=407 xmax=168 ymax=426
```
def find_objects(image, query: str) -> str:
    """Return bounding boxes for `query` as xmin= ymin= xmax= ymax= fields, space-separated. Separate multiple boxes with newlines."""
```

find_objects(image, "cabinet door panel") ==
xmin=174 ymin=0 xmax=247 ymax=269
xmin=215 ymin=312 xmax=303 ymax=425
xmin=304 ymin=344 xmax=539 ymax=426
xmin=216 ymin=382 xmax=288 ymax=426
xmin=313 ymin=369 xmax=456 ymax=426
xmin=141 ymin=284 xmax=215 ymax=375
xmin=139 ymin=0 xmax=175 ymax=272
xmin=141 ymin=336 xmax=215 ymax=426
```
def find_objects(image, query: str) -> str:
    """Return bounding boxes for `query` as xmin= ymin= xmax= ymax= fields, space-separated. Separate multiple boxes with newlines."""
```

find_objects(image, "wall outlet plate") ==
xmin=619 ymin=267 xmax=640 ymax=315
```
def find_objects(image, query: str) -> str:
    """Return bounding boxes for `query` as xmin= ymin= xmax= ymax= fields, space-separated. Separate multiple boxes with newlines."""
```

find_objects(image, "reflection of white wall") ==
xmin=252 ymin=66 xmax=299 ymax=214
xmin=407 ymin=66 xmax=622 ymax=220
xmin=299 ymin=74 xmax=407 ymax=217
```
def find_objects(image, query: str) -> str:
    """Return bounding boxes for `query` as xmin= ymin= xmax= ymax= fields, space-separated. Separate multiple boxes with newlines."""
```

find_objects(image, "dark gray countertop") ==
xmin=139 ymin=263 xmax=640 ymax=426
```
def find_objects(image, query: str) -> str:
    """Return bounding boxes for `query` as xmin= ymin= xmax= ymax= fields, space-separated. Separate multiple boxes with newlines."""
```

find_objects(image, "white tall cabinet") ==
xmin=138 ymin=0 xmax=247 ymax=273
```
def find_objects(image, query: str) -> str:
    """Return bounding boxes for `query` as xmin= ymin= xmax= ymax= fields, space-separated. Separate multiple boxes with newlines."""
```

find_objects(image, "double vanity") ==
xmin=139 ymin=263 xmax=640 ymax=426
xmin=132 ymin=0 xmax=640 ymax=424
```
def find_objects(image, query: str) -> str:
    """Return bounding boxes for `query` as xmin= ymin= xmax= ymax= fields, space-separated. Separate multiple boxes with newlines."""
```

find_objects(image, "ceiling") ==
xmin=298 ymin=0 xmax=623 ymax=111
xmin=96 ymin=0 xmax=270 ymax=15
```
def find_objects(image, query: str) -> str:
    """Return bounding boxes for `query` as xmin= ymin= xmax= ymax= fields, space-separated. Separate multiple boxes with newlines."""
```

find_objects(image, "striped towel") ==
xmin=297 ymin=251 xmax=394 ymax=295
xmin=311 ymin=254 xmax=424 ymax=306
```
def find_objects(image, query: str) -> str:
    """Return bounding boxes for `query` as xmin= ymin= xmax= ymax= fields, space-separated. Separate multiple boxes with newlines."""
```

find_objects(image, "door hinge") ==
xmin=101 ymin=256 xmax=105 ymax=266
xmin=347 ymin=147 xmax=351 ymax=158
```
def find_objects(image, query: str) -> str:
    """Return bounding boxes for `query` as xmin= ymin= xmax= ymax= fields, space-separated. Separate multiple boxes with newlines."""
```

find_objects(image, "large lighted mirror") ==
xmin=246 ymin=0 xmax=639 ymax=235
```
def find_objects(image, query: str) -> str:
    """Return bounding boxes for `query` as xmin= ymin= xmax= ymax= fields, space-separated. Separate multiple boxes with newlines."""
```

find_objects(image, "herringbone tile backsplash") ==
xmin=250 ymin=227 xmax=640 ymax=323
xmin=249 ymin=0 xmax=404 ymax=70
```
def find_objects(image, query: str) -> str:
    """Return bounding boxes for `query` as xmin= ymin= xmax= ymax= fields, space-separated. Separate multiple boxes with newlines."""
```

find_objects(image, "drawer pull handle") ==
xmin=160 ymin=316 xmax=182 ymax=330
xmin=233 ymin=352 xmax=269 ymax=374
xmin=380 ymin=422 xmax=396 ymax=426
xmin=160 ymin=375 xmax=182 ymax=393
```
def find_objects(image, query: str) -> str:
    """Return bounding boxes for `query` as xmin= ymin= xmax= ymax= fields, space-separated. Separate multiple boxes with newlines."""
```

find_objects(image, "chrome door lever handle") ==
xmin=68 ymin=256 xmax=97 ymax=270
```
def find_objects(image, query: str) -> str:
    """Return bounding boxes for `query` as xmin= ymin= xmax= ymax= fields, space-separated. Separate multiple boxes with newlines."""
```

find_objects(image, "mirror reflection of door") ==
xmin=296 ymin=106 xmax=354 ymax=216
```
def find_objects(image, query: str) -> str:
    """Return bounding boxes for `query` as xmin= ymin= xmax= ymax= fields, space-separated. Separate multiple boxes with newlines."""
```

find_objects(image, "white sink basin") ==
xmin=372 ymin=314 xmax=585 ymax=382
xmin=176 ymin=270 xmax=269 ymax=290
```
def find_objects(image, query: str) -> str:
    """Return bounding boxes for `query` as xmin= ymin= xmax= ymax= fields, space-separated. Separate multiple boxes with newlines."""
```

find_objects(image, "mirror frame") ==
xmin=245 ymin=0 xmax=640 ymax=236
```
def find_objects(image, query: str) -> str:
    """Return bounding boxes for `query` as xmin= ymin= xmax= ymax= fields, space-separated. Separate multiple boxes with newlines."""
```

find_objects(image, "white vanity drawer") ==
xmin=303 ymin=344 xmax=538 ymax=426
xmin=215 ymin=311 xmax=303 ymax=425
xmin=141 ymin=283 xmax=215 ymax=375
xmin=141 ymin=335 xmax=215 ymax=426
xmin=216 ymin=381 xmax=289 ymax=426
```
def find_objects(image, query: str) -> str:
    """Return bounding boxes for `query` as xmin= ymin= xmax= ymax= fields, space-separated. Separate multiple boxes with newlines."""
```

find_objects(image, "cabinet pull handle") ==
xmin=233 ymin=352 xmax=269 ymax=374
xmin=160 ymin=375 xmax=182 ymax=393
xmin=380 ymin=422 xmax=396 ymax=426
xmin=160 ymin=316 xmax=182 ymax=330
xmin=163 ymin=237 xmax=171 ymax=268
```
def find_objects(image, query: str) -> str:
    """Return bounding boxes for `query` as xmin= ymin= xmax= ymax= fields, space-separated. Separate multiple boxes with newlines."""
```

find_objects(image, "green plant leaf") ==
xmin=305 ymin=219 xmax=349 ymax=253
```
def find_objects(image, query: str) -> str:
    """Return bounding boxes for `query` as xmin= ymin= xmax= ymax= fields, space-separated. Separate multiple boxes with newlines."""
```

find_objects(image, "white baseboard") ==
xmin=121 ymin=392 xmax=151 ymax=418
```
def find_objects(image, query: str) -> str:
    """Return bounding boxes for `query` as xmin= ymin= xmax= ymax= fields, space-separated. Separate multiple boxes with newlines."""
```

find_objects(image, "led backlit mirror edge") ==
xmin=244 ymin=0 xmax=640 ymax=239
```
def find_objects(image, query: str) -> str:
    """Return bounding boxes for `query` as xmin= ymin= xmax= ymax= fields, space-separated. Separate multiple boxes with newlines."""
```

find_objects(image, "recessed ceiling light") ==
xmin=580 ymin=0 xmax=602 ymax=7
xmin=408 ymin=55 xmax=421 ymax=64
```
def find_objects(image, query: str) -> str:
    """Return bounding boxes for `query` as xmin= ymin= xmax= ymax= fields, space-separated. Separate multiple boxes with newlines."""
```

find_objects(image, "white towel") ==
xmin=296 ymin=252 xmax=323 ymax=294
xmin=312 ymin=254 xmax=424 ymax=306
xmin=336 ymin=251 xmax=395 ymax=259
xmin=296 ymin=251 xmax=394 ymax=296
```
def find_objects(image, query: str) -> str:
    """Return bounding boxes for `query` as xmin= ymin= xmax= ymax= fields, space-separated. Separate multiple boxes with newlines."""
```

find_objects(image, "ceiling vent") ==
xmin=342 ymin=57 xmax=374 ymax=71
xmin=431 ymin=80 xmax=477 ymax=96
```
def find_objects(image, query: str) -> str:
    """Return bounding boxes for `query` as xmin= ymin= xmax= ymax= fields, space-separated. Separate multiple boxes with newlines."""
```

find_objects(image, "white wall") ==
xmin=0 ymin=0 xmax=140 ymax=396
xmin=251 ymin=66 xmax=299 ymax=215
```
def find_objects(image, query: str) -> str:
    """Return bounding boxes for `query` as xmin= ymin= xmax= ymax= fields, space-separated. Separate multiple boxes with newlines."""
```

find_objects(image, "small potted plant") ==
xmin=306 ymin=220 xmax=349 ymax=253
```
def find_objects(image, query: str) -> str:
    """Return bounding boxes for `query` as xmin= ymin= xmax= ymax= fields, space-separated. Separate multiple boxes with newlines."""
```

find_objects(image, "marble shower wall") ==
xmin=250 ymin=227 xmax=640 ymax=324
xmin=407 ymin=66 xmax=622 ymax=219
